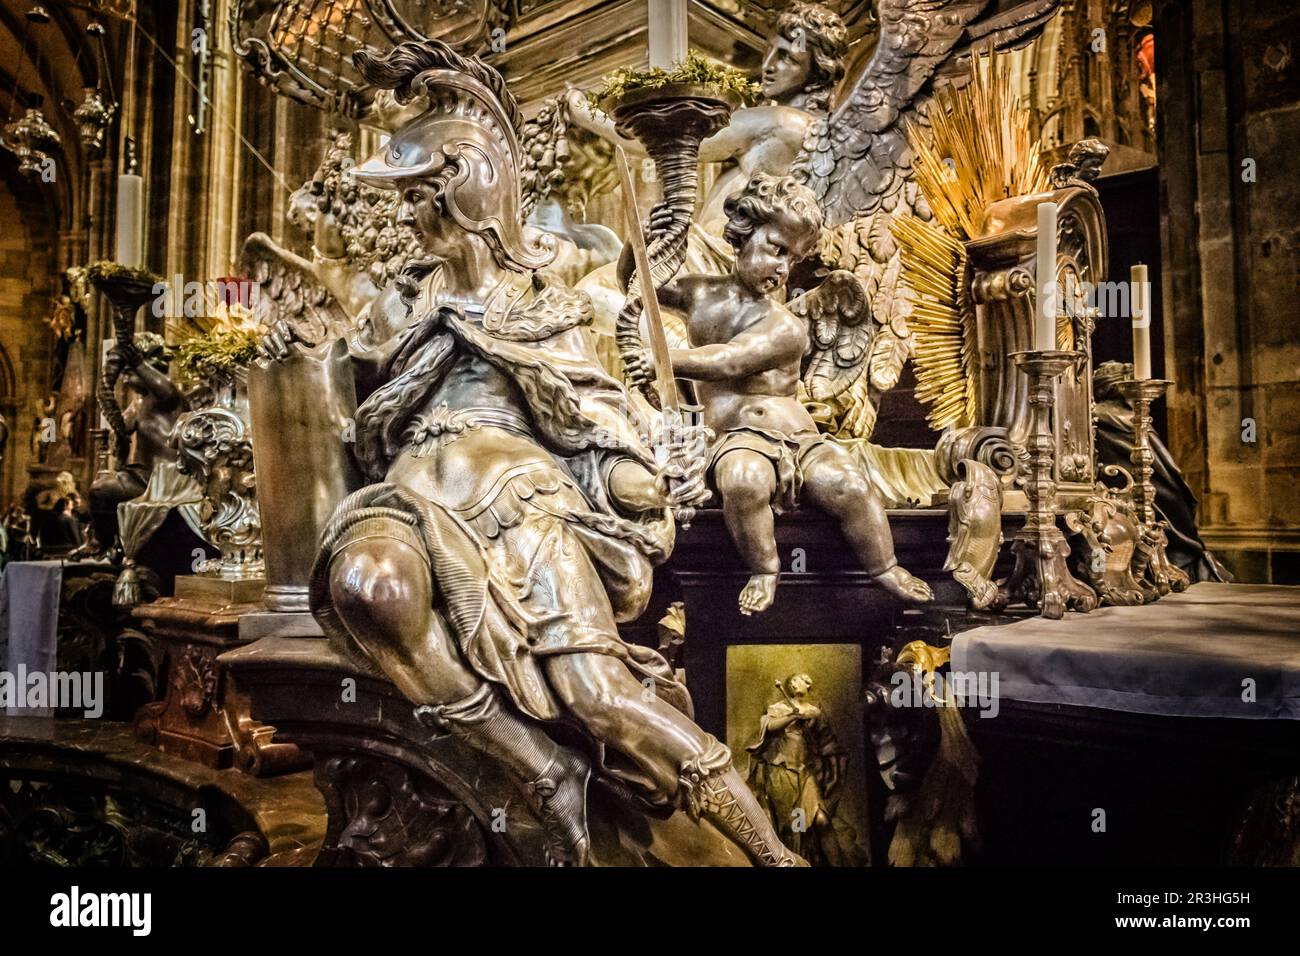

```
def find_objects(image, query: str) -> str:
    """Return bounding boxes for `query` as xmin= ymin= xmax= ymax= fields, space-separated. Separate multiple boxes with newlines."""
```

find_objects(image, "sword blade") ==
xmin=615 ymin=146 xmax=679 ymax=412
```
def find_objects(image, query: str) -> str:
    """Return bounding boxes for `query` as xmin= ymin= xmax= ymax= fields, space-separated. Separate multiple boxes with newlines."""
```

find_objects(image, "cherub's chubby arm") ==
xmin=127 ymin=356 xmax=183 ymax=411
xmin=671 ymin=312 xmax=804 ymax=382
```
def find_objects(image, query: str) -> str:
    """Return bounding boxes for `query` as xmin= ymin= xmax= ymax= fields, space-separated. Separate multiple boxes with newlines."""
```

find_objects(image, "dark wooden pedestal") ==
xmin=221 ymin=507 xmax=1023 ymax=866
xmin=132 ymin=576 xmax=310 ymax=776
xmin=666 ymin=507 xmax=1013 ymax=736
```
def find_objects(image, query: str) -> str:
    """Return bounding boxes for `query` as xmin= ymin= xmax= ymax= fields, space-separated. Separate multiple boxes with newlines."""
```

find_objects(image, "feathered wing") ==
xmin=793 ymin=0 xmax=1060 ymax=439
xmin=792 ymin=270 xmax=882 ymax=439
xmin=796 ymin=0 xmax=989 ymax=227
xmin=240 ymin=233 xmax=352 ymax=345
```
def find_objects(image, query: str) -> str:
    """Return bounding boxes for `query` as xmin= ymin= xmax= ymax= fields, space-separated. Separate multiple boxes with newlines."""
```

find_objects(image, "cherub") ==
xmin=627 ymin=174 xmax=932 ymax=614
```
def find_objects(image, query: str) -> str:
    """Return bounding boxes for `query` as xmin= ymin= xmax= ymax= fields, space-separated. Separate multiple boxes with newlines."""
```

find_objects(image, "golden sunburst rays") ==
xmin=908 ymin=47 xmax=1050 ymax=241
xmin=893 ymin=215 xmax=975 ymax=431
xmin=897 ymin=47 xmax=1049 ymax=432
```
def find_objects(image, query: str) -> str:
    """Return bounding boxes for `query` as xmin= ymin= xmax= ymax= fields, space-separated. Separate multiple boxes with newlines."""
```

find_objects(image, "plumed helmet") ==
xmin=349 ymin=40 xmax=553 ymax=271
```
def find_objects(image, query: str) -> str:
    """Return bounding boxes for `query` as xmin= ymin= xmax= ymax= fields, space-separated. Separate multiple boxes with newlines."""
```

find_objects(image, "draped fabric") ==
xmin=1094 ymin=398 xmax=1232 ymax=583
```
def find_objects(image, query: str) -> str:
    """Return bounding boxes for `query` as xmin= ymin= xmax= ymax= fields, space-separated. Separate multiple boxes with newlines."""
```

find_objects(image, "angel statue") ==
xmin=259 ymin=39 xmax=804 ymax=868
xmin=790 ymin=0 xmax=1059 ymax=438
xmin=628 ymin=173 xmax=931 ymax=614
xmin=241 ymin=131 xmax=426 ymax=349
xmin=566 ymin=0 xmax=1057 ymax=437
xmin=565 ymin=1 xmax=851 ymax=361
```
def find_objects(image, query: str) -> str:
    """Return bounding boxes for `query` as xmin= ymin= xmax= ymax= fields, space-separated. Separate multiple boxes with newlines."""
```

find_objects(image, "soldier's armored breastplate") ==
xmin=386 ymin=405 xmax=563 ymax=518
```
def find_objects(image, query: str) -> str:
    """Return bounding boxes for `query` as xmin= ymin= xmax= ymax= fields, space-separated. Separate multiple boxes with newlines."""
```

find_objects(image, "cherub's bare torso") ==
xmin=676 ymin=274 xmax=818 ymax=438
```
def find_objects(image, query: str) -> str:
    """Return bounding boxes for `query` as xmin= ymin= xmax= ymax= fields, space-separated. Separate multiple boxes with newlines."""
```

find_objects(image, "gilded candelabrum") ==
xmin=1005 ymin=349 xmax=1099 ymax=619
xmin=1117 ymin=378 xmax=1190 ymax=595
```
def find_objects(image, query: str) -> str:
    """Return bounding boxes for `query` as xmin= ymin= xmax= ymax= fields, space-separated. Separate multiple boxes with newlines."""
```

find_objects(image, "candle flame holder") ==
xmin=603 ymin=82 xmax=737 ymax=409
xmin=1005 ymin=348 xmax=1099 ymax=619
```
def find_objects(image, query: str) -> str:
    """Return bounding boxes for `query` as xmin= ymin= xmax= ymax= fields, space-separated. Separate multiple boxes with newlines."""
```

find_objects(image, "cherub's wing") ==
xmin=793 ymin=270 xmax=882 ymax=438
xmin=239 ymin=233 xmax=352 ymax=344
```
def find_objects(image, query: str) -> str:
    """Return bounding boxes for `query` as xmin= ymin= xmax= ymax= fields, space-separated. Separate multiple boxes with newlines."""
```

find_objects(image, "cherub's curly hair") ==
xmin=723 ymin=174 xmax=823 ymax=256
xmin=353 ymin=39 xmax=523 ymax=135
xmin=774 ymin=1 xmax=849 ymax=110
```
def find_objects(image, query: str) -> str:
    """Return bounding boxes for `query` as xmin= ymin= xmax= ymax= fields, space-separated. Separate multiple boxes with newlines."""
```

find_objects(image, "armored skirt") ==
xmin=310 ymin=424 xmax=690 ymax=727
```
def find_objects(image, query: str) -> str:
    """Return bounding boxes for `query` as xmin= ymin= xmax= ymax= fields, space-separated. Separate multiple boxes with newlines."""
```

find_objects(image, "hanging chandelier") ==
xmin=2 ymin=105 xmax=62 ymax=178
xmin=74 ymin=87 xmax=115 ymax=152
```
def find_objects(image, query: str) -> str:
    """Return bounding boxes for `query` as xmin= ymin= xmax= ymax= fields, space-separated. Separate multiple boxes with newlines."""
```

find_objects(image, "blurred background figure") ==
xmin=38 ymin=496 xmax=82 ymax=556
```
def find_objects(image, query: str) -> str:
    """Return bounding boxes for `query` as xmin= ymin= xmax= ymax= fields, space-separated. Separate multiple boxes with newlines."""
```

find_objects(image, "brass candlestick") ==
xmin=1005 ymin=349 xmax=1099 ymax=619
xmin=1117 ymin=378 xmax=1190 ymax=595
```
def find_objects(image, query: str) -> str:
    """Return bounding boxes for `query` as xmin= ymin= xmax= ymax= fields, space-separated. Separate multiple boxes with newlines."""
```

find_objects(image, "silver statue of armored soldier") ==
xmin=260 ymin=40 xmax=802 ymax=867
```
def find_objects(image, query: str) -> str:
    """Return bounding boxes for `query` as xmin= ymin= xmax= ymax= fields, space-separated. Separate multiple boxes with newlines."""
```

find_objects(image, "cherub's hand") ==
xmin=111 ymin=341 xmax=143 ymax=370
xmin=645 ymin=202 xmax=674 ymax=239
xmin=649 ymin=415 xmax=714 ymax=524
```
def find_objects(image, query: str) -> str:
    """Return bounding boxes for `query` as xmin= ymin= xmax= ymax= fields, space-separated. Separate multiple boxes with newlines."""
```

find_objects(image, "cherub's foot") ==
xmin=739 ymin=573 xmax=778 ymax=615
xmin=874 ymin=565 xmax=933 ymax=603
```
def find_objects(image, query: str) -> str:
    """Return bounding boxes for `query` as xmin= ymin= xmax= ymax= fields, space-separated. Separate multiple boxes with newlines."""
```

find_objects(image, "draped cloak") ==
xmin=309 ymin=279 xmax=689 ymax=726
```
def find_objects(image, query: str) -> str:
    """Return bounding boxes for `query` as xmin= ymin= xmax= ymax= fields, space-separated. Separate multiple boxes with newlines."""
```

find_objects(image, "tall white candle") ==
xmin=1035 ymin=201 xmax=1058 ymax=351
xmin=647 ymin=0 xmax=688 ymax=68
xmin=115 ymin=173 xmax=144 ymax=269
xmin=1131 ymin=263 xmax=1151 ymax=379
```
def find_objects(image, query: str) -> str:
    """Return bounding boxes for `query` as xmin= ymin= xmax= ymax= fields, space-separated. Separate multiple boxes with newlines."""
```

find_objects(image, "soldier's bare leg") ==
xmin=713 ymin=449 xmax=781 ymax=614
xmin=800 ymin=443 xmax=933 ymax=603
xmin=327 ymin=535 xmax=591 ymax=864
xmin=544 ymin=651 xmax=801 ymax=866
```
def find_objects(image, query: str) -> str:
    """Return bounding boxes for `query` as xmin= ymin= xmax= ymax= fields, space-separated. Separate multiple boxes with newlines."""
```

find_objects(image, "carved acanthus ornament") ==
xmin=174 ymin=406 xmax=263 ymax=580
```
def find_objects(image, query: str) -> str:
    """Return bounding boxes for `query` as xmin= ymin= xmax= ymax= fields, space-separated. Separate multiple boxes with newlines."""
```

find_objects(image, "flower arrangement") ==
xmin=587 ymin=50 xmax=759 ymax=109
xmin=173 ymin=329 xmax=261 ymax=384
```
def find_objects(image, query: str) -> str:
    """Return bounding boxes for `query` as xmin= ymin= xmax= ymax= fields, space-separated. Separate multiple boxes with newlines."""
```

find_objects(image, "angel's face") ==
xmin=736 ymin=220 xmax=805 ymax=297
xmin=761 ymin=33 xmax=813 ymax=103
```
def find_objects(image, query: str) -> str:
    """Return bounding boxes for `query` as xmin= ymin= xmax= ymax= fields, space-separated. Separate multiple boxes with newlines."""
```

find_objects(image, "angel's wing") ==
xmin=793 ymin=270 xmax=885 ymax=439
xmin=795 ymin=0 xmax=1059 ymax=224
xmin=792 ymin=0 xmax=1058 ymax=439
xmin=239 ymin=233 xmax=352 ymax=345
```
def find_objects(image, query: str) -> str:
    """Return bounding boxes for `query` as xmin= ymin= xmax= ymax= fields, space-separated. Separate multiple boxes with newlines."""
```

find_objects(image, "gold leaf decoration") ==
xmin=907 ymin=49 xmax=1050 ymax=241
xmin=897 ymin=48 xmax=1049 ymax=432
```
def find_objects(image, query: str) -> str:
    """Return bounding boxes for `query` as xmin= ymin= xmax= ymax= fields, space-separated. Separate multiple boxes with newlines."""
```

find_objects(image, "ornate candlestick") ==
xmin=603 ymin=83 xmax=737 ymax=408
xmin=1117 ymin=378 xmax=1190 ymax=594
xmin=1005 ymin=349 xmax=1099 ymax=619
xmin=90 ymin=267 xmax=161 ymax=463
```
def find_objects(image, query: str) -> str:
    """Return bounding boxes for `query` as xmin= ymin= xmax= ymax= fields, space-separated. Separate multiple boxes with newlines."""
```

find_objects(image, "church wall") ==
xmin=0 ymin=154 xmax=57 ymax=506
xmin=1158 ymin=0 xmax=1300 ymax=583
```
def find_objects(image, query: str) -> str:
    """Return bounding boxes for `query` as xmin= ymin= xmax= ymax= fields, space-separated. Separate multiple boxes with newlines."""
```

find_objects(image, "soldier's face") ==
xmin=761 ymin=33 xmax=813 ymax=102
xmin=398 ymin=183 xmax=452 ymax=249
